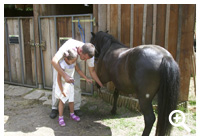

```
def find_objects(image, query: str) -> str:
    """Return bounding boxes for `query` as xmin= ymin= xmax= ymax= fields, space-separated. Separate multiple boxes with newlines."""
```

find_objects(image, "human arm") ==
xmin=75 ymin=64 xmax=93 ymax=84
xmin=52 ymin=55 xmax=74 ymax=83
xmin=88 ymin=67 xmax=104 ymax=87
xmin=57 ymin=72 xmax=66 ymax=97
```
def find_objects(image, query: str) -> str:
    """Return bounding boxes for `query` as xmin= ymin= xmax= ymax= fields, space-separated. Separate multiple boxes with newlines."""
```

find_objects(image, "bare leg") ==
xmin=59 ymin=99 xmax=64 ymax=116
xmin=69 ymin=102 xmax=80 ymax=121
xmin=69 ymin=102 xmax=74 ymax=113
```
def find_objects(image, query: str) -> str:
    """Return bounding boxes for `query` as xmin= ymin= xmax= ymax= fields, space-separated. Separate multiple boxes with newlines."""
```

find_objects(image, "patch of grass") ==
xmin=92 ymin=92 xmax=99 ymax=98
xmin=191 ymin=129 xmax=196 ymax=134
xmin=128 ymin=131 xmax=138 ymax=136
xmin=193 ymin=112 xmax=196 ymax=117
xmin=177 ymin=106 xmax=187 ymax=112
xmin=119 ymin=118 xmax=136 ymax=128
xmin=188 ymin=100 xmax=196 ymax=106
xmin=102 ymin=117 xmax=139 ymax=136
xmin=177 ymin=126 xmax=184 ymax=131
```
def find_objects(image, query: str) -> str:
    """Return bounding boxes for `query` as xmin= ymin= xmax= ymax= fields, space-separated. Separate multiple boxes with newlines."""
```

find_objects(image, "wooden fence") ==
xmin=94 ymin=4 xmax=196 ymax=102
xmin=4 ymin=14 xmax=94 ymax=93
xmin=4 ymin=17 xmax=37 ymax=87
xmin=4 ymin=4 xmax=196 ymax=103
xmin=38 ymin=15 xmax=93 ymax=92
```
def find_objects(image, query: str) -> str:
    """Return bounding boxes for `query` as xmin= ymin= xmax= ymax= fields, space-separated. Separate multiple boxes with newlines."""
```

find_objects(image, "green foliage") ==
xmin=25 ymin=7 xmax=33 ymax=11
xmin=188 ymin=100 xmax=196 ymax=106
xmin=178 ymin=106 xmax=187 ymax=112
xmin=191 ymin=129 xmax=196 ymax=134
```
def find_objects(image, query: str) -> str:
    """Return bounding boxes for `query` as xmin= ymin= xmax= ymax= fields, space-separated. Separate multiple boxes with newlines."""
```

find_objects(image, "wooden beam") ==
xmin=130 ymin=4 xmax=134 ymax=48
xmin=164 ymin=4 xmax=170 ymax=50
xmin=93 ymin=4 xmax=98 ymax=33
xmin=179 ymin=4 xmax=196 ymax=102
xmin=33 ymin=4 xmax=43 ymax=87
xmin=168 ymin=4 xmax=179 ymax=59
xmin=98 ymin=4 xmax=107 ymax=32
xmin=145 ymin=4 xmax=153 ymax=44
xmin=121 ymin=4 xmax=131 ymax=47
xmin=142 ymin=4 xmax=147 ymax=45
xmin=133 ymin=4 xmax=144 ymax=47
xmin=156 ymin=4 xmax=166 ymax=47
xmin=152 ymin=4 xmax=157 ymax=44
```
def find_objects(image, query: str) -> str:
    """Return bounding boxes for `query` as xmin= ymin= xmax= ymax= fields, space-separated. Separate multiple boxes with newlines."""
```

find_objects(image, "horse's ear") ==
xmin=105 ymin=30 xmax=109 ymax=33
xmin=91 ymin=32 xmax=95 ymax=37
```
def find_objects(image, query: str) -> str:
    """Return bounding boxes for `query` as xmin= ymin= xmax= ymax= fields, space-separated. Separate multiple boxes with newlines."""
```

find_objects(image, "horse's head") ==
xmin=90 ymin=31 xmax=112 ymax=85
xmin=90 ymin=31 xmax=110 ymax=59
xmin=90 ymin=32 xmax=100 ymax=59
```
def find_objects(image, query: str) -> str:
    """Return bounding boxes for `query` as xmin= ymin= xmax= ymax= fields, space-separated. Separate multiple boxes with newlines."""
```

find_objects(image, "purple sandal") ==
xmin=70 ymin=113 xmax=80 ymax=122
xmin=58 ymin=116 xmax=66 ymax=126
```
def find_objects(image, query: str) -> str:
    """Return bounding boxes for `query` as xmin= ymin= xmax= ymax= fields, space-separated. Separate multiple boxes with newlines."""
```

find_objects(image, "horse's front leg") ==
xmin=111 ymin=88 xmax=119 ymax=115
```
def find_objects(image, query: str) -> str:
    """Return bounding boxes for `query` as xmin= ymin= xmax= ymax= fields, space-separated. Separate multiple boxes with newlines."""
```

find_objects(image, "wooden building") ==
xmin=4 ymin=4 xmax=196 ymax=104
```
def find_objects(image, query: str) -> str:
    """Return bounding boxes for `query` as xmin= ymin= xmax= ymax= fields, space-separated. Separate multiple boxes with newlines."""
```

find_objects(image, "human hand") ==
xmin=86 ymin=78 xmax=93 ymax=85
xmin=100 ymin=86 xmax=106 ymax=90
xmin=64 ymin=74 xmax=74 ymax=83
xmin=62 ymin=92 xmax=66 ymax=97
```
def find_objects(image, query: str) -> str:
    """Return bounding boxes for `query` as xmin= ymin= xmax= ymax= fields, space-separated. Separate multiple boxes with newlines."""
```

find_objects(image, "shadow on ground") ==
xmin=4 ymin=90 xmax=142 ymax=136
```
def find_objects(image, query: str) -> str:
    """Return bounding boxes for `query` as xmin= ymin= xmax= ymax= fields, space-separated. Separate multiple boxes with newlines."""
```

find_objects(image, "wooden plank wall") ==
xmin=21 ymin=18 xmax=33 ymax=85
xmin=178 ymin=5 xmax=196 ymax=101
xmin=7 ymin=19 xmax=21 ymax=83
xmin=39 ymin=16 xmax=92 ymax=91
xmin=57 ymin=17 xmax=72 ymax=48
xmin=4 ymin=5 xmax=195 ymax=101
xmin=4 ymin=21 xmax=9 ymax=81
xmin=74 ymin=16 xmax=86 ymax=92
xmin=40 ymin=18 xmax=56 ymax=87
xmin=73 ymin=16 xmax=92 ymax=93
xmin=39 ymin=17 xmax=73 ymax=88
xmin=21 ymin=18 xmax=36 ymax=85
xmin=5 ymin=15 xmax=93 ymax=90
xmin=5 ymin=18 xmax=36 ymax=85
xmin=94 ymin=4 xmax=196 ymax=102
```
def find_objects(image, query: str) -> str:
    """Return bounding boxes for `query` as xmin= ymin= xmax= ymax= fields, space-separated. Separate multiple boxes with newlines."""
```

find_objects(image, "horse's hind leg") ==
xmin=111 ymin=88 xmax=119 ymax=115
xmin=139 ymin=99 xmax=155 ymax=136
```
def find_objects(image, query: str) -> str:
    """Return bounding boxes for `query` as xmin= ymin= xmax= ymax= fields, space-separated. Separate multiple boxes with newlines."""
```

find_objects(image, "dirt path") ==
xmin=4 ymin=87 xmax=112 ymax=136
xmin=4 ymin=82 xmax=196 ymax=136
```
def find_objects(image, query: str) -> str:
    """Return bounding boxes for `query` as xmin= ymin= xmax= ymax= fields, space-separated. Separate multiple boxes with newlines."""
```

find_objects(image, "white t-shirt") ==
xmin=55 ymin=39 xmax=94 ymax=67
xmin=59 ymin=59 xmax=76 ymax=82
xmin=60 ymin=59 xmax=76 ymax=70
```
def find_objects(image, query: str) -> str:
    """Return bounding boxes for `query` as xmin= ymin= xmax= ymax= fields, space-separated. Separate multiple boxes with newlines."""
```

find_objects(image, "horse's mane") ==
xmin=95 ymin=31 xmax=126 ymax=59
xmin=96 ymin=31 xmax=124 ymax=46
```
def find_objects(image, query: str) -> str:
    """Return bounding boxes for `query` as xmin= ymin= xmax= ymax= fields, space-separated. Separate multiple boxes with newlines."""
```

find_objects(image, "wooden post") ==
xmin=145 ymin=4 xmax=153 ymax=44
xmin=33 ymin=4 xmax=43 ymax=88
xmin=179 ymin=4 xmax=196 ymax=102
xmin=93 ymin=4 xmax=98 ymax=33
xmin=168 ymin=4 xmax=179 ymax=59
xmin=152 ymin=4 xmax=157 ymax=45
xmin=133 ymin=4 xmax=144 ymax=47
xmin=121 ymin=4 xmax=131 ymax=47
xmin=98 ymin=4 xmax=107 ymax=32
xmin=156 ymin=4 xmax=166 ymax=47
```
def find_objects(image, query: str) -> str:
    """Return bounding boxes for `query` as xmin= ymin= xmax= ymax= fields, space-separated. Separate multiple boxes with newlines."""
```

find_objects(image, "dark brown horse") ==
xmin=90 ymin=31 xmax=180 ymax=136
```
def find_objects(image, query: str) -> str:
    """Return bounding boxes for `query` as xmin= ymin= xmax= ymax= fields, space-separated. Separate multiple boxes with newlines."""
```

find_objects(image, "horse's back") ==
xmin=129 ymin=45 xmax=172 ymax=70
xmin=115 ymin=45 xmax=173 ymax=96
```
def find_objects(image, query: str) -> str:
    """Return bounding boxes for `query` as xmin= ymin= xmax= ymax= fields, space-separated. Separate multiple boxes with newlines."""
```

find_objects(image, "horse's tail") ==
xmin=155 ymin=56 xmax=180 ymax=136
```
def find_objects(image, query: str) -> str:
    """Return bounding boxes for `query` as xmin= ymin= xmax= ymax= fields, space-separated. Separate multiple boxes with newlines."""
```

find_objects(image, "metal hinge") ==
xmin=72 ymin=17 xmax=96 ymax=26
xmin=29 ymin=40 xmax=46 ymax=51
